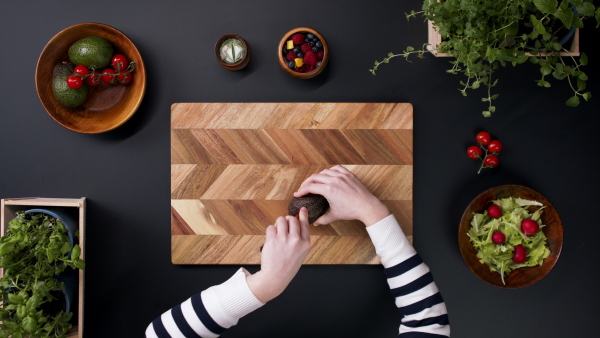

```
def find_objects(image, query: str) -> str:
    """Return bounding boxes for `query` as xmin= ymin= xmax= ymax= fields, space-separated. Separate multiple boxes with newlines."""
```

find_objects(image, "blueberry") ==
xmin=297 ymin=52 xmax=304 ymax=58
xmin=312 ymin=47 xmax=318 ymax=53
xmin=293 ymin=47 xmax=300 ymax=53
xmin=304 ymin=38 xmax=310 ymax=43
xmin=315 ymin=41 xmax=322 ymax=48
xmin=309 ymin=41 xmax=315 ymax=46
xmin=283 ymin=48 xmax=288 ymax=54
xmin=288 ymin=61 xmax=295 ymax=69
xmin=307 ymin=33 xmax=315 ymax=39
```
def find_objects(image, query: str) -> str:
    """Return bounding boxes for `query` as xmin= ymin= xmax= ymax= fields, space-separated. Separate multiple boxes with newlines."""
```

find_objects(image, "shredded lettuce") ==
xmin=468 ymin=196 xmax=551 ymax=284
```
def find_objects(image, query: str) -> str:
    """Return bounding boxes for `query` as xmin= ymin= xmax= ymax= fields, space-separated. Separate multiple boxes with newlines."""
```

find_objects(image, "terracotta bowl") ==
xmin=278 ymin=27 xmax=329 ymax=79
xmin=36 ymin=22 xmax=146 ymax=134
xmin=214 ymin=34 xmax=251 ymax=71
xmin=458 ymin=185 xmax=563 ymax=288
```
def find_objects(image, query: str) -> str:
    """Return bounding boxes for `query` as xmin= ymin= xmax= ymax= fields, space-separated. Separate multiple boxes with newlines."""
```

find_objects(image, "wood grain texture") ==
xmin=171 ymin=103 xmax=413 ymax=264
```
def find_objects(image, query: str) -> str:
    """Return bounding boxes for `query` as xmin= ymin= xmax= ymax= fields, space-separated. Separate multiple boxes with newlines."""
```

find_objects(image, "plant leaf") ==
xmin=533 ymin=0 xmax=558 ymax=14
xmin=566 ymin=95 xmax=580 ymax=107
xmin=580 ymin=52 xmax=588 ymax=66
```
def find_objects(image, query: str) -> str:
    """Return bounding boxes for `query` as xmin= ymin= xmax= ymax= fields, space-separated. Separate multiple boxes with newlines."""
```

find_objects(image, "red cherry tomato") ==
xmin=66 ymin=75 xmax=83 ymax=89
xmin=521 ymin=219 xmax=539 ymax=235
xmin=483 ymin=154 xmax=499 ymax=168
xmin=487 ymin=204 xmax=502 ymax=218
xmin=86 ymin=71 xmax=101 ymax=87
xmin=492 ymin=231 xmax=506 ymax=244
xmin=467 ymin=145 xmax=482 ymax=159
xmin=73 ymin=65 xmax=89 ymax=76
xmin=476 ymin=131 xmax=491 ymax=145
xmin=117 ymin=72 xmax=133 ymax=85
xmin=512 ymin=245 xmax=527 ymax=263
xmin=488 ymin=140 xmax=503 ymax=154
xmin=111 ymin=54 xmax=128 ymax=72
xmin=101 ymin=68 xmax=117 ymax=84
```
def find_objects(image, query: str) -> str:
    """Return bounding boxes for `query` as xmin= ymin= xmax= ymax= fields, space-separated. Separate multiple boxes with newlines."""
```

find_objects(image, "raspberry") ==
xmin=300 ymin=43 xmax=312 ymax=54
xmin=291 ymin=33 xmax=305 ymax=45
xmin=286 ymin=51 xmax=298 ymax=62
xmin=303 ymin=50 xmax=317 ymax=66
xmin=316 ymin=50 xmax=324 ymax=62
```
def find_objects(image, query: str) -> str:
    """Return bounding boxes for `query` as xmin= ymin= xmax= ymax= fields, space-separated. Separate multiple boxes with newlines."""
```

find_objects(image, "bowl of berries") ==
xmin=278 ymin=27 xmax=328 ymax=79
xmin=36 ymin=22 xmax=146 ymax=134
xmin=458 ymin=185 xmax=563 ymax=288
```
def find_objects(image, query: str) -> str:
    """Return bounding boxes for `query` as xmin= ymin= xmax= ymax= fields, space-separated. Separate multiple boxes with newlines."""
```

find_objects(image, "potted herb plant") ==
xmin=371 ymin=0 xmax=600 ymax=116
xmin=0 ymin=210 xmax=85 ymax=338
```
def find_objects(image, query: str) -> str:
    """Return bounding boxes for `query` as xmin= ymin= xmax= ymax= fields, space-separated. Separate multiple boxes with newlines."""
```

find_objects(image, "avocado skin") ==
xmin=288 ymin=194 xmax=330 ymax=224
xmin=68 ymin=36 xmax=114 ymax=69
xmin=52 ymin=63 xmax=88 ymax=108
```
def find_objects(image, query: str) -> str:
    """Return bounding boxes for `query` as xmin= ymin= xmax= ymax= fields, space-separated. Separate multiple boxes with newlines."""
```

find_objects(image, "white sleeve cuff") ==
xmin=366 ymin=214 xmax=416 ymax=268
xmin=201 ymin=268 xmax=265 ymax=329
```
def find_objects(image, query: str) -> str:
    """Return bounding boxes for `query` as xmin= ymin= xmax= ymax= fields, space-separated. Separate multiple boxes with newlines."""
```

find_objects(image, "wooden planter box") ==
xmin=1 ymin=198 xmax=85 ymax=338
xmin=427 ymin=20 xmax=580 ymax=57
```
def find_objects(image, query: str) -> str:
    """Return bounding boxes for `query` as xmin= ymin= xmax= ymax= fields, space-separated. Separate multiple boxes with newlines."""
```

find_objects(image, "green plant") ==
xmin=371 ymin=0 xmax=600 ymax=116
xmin=0 ymin=211 xmax=85 ymax=338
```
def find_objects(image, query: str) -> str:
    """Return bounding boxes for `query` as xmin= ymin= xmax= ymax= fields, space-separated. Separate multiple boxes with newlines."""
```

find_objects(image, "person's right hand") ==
xmin=293 ymin=165 xmax=390 ymax=227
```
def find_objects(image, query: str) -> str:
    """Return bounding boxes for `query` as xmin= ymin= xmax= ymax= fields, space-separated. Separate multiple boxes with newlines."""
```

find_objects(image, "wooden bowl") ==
xmin=214 ymin=34 xmax=251 ymax=71
xmin=458 ymin=185 xmax=563 ymax=288
xmin=278 ymin=27 xmax=329 ymax=79
xmin=36 ymin=22 xmax=146 ymax=134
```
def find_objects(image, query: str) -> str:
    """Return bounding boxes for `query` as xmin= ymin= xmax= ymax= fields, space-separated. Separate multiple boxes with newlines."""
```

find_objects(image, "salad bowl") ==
xmin=458 ymin=185 xmax=563 ymax=288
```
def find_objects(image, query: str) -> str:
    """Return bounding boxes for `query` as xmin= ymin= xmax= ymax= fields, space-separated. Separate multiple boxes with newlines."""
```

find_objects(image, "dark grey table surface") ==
xmin=1 ymin=1 xmax=599 ymax=337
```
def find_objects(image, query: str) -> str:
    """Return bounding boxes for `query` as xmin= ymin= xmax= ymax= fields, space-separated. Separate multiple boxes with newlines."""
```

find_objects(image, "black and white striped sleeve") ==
xmin=145 ymin=268 xmax=264 ymax=337
xmin=366 ymin=215 xmax=450 ymax=337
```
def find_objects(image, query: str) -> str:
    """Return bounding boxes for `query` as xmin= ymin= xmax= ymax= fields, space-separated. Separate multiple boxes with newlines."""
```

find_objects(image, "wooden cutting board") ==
xmin=171 ymin=103 xmax=413 ymax=264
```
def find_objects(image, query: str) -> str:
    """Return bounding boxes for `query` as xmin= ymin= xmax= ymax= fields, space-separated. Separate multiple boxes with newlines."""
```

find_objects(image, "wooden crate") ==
xmin=1 ymin=198 xmax=85 ymax=338
xmin=427 ymin=20 xmax=580 ymax=57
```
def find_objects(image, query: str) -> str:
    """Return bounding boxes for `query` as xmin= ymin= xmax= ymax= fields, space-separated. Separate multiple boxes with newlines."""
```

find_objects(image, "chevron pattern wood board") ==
xmin=171 ymin=102 xmax=413 ymax=264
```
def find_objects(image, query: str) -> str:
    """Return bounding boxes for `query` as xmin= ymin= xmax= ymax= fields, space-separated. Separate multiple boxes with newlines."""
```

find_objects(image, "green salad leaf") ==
xmin=467 ymin=196 xmax=551 ymax=284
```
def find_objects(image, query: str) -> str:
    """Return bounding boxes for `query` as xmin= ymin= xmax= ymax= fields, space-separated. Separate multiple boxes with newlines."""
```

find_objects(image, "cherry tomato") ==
xmin=101 ymin=68 xmax=117 ymax=84
xmin=483 ymin=154 xmax=499 ymax=168
xmin=492 ymin=231 xmax=506 ymax=244
xmin=117 ymin=72 xmax=133 ymax=85
xmin=467 ymin=145 xmax=482 ymax=159
xmin=521 ymin=219 xmax=539 ymax=235
xmin=73 ymin=65 xmax=89 ymax=76
xmin=488 ymin=140 xmax=503 ymax=154
xmin=487 ymin=204 xmax=502 ymax=218
xmin=476 ymin=131 xmax=491 ymax=146
xmin=512 ymin=245 xmax=527 ymax=263
xmin=111 ymin=54 xmax=128 ymax=72
xmin=66 ymin=75 xmax=83 ymax=89
xmin=86 ymin=71 xmax=101 ymax=87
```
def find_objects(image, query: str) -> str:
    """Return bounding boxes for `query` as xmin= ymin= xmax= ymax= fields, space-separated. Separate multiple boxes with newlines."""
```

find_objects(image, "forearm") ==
xmin=146 ymin=268 xmax=264 ymax=338
xmin=367 ymin=215 xmax=450 ymax=337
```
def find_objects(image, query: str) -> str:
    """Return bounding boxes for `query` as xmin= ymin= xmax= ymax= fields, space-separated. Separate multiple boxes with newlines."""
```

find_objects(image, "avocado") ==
xmin=68 ymin=36 xmax=114 ymax=69
xmin=288 ymin=194 xmax=330 ymax=224
xmin=52 ymin=62 xmax=88 ymax=108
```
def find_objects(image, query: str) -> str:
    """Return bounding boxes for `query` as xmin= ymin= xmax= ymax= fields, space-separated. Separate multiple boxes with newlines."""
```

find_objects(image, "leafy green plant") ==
xmin=0 ymin=211 xmax=85 ymax=338
xmin=371 ymin=0 xmax=600 ymax=116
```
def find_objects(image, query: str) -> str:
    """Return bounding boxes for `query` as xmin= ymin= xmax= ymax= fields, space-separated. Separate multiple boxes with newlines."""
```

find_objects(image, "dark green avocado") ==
xmin=288 ymin=194 xmax=330 ymax=224
xmin=52 ymin=62 xmax=87 ymax=108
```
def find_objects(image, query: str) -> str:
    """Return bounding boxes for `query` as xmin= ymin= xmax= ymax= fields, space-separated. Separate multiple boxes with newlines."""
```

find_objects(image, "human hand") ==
xmin=293 ymin=165 xmax=390 ymax=227
xmin=246 ymin=207 xmax=311 ymax=303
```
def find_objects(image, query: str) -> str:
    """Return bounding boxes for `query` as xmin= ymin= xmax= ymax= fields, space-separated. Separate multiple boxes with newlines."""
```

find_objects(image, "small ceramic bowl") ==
xmin=458 ymin=185 xmax=563 ymax=288
xmin=35 ymin=22 xmax=146 ymax=134
xmin=278 ymin=27 xmax=329 ymax=79
xmin=215 ymin=34 xmax=251 ymax=71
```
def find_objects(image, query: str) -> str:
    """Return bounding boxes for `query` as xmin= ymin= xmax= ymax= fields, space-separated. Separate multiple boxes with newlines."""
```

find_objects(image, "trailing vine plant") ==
xmin=371 ymin=0 xmax=600 ymax=117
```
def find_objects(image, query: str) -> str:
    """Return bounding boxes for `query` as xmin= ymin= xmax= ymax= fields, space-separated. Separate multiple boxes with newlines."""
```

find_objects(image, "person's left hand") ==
xmin=246 ymin=207 xmax=311 ymax=303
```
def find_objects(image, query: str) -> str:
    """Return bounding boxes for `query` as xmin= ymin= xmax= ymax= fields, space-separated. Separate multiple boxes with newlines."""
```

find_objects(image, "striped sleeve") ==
xmin=146 ymin=268 xmax=264 ymax=337
xmin=366 ymin=215 xmax=450 ymax=337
